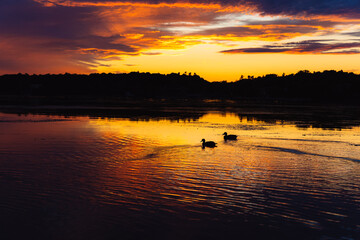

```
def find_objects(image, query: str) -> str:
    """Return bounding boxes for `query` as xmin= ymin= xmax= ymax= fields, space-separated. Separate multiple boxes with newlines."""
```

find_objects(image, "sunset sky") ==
xmin=1 ymin=0 xmax=360 ymax=81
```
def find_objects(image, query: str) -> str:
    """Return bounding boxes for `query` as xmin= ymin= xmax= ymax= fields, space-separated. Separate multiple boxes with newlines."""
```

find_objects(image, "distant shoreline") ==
xmin=1 ymin=70 xmax=360 ymax=105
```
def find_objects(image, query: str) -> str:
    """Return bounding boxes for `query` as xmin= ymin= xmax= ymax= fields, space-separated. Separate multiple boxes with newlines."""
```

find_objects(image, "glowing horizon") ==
xmin=1 ymin=0 xmax=360 ymax=81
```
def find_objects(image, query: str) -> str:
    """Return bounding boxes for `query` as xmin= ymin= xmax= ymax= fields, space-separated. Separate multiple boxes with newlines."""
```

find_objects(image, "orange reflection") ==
xmin=83 ymin=112 xmax=360 ymax=206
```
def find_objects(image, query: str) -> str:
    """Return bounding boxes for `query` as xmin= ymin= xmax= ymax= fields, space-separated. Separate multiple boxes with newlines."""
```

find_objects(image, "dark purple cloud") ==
xmin=220 ymin=40 xmax=360 ymax=54
xmin=0 ymin=0 xmax=137 ymax=51
xmin=344 ymin=32 xmax=360 ymax=37
xmin=36 ymin=0 xmax=360 ymax=17
xmin=0 ymin=0 xmax=139 ymax=74
xmin=241 ymin=0 xmax=360 ymax=16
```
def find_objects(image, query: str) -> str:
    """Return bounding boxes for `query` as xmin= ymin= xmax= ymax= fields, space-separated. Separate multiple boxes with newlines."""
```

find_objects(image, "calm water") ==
xmin=0 ymin=108 xmax=359 ymax=239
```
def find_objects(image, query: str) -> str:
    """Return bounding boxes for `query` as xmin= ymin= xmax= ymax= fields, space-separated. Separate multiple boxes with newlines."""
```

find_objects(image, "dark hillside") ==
xmin=1 ymin=70 xmax=360 ymax=105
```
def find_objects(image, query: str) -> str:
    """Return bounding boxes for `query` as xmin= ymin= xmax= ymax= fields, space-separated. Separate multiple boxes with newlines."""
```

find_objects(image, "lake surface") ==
xmin=0 ymin=107 xmax=359 ymax=239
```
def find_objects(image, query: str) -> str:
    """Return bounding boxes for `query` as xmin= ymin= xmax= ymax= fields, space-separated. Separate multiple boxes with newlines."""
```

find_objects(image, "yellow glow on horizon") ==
xmin=96 ymin=43 xmax=360 ymax=81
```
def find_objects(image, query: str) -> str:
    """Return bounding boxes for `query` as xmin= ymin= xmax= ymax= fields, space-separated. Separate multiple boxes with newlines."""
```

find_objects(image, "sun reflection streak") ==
xmin=87 ymin=112 xmax=360 ymax=148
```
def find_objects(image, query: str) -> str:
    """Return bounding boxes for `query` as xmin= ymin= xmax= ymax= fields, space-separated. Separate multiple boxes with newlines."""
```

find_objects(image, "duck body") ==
xmin=223 ymin=132 xmax=237 ymax=140
xmin=201 ymin=139 xmax=217 ymax=148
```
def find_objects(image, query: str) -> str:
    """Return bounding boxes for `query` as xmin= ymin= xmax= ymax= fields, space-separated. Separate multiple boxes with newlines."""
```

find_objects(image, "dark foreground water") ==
xmin=0 ymin=108 xmax=359 ymax=240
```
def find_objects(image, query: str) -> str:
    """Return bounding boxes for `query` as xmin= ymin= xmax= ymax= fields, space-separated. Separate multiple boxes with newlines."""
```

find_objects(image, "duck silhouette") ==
xmin=201 ymin=139 xmax=217 ymax=148
xmin=223 ymin=132 xmax=237 ymax=141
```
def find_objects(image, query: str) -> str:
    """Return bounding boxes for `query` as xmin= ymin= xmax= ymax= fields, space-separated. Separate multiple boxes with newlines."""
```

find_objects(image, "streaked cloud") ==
xmin=220 ymin=40 xmax=360 ymax=54
xmin=141 ymin=52 xmax=162 ymax=55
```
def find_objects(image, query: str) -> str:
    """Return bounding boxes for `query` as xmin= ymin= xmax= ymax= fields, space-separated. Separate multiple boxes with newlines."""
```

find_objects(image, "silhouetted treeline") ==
xmin=0 ymin=72 xmax=208 ymax=98
xmin=227 ymin=70 xmax=360 ymax=104
xmin=1 ymin=70 xmax=360 ymax=105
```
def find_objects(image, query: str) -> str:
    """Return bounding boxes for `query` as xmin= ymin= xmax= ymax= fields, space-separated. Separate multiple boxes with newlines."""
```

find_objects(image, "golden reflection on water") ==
xmin=86 ymin=111 xmax=360 ymax=193
xmin=87 ymin=112 xmax=360 ymax=147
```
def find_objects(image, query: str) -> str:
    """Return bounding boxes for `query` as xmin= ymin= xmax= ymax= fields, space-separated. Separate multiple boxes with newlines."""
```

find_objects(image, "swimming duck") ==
xmin=223 ymin=132 xmax=237 ymax=140
xmin=201 ymin=139 xmax=217 ymax=148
